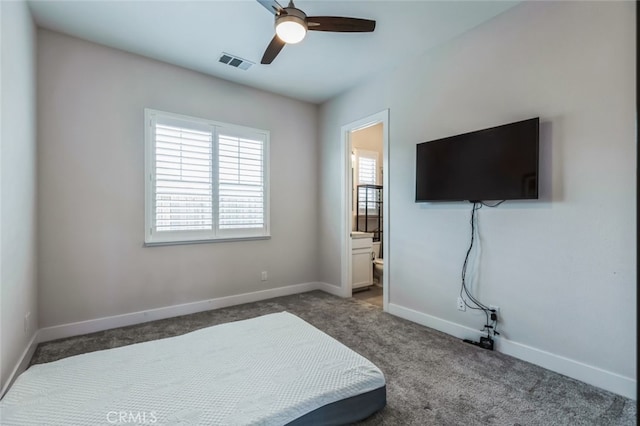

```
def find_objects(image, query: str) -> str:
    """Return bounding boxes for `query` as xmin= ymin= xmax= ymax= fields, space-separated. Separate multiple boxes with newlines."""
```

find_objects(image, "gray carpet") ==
xmin=30 ymin=291 xmax=636 ymax=425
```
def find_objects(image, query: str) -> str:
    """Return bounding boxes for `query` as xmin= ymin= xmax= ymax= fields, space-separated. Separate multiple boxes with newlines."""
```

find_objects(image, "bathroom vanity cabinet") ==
xmin=351 ymin=232 xmax=373 ymax=291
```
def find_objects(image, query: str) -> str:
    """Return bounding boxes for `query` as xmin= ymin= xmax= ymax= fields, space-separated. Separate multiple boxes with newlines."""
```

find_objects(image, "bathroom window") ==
xmin=358 ymin=154 xmax=377 ymax=186
xmin=144 ymin=109 xmax=270 ymax=245
xmin=356 ymin=150 xmax=379 ymax=213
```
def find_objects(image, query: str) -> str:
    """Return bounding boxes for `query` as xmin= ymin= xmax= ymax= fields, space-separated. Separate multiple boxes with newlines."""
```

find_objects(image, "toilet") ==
xmin=372 ymin=241 xmax=383 ymax=286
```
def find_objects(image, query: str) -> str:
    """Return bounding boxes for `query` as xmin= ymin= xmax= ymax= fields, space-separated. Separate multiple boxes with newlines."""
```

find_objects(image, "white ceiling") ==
xmin=27 ymin=0 xmax=519 ymax=104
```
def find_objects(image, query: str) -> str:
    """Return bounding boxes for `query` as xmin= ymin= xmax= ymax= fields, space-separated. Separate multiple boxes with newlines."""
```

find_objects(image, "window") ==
xmin=145 ymin=109 xmax=269 ymax=245
xmin=358 ymin=153 xmax=377 ymax=185
xmin=355 ymin=150 xmax=379 ymax=213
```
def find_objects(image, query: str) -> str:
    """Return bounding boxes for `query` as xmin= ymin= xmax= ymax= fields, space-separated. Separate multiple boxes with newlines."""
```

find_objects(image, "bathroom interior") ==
xmin=350 ymin=123 xmax=384 ymax=308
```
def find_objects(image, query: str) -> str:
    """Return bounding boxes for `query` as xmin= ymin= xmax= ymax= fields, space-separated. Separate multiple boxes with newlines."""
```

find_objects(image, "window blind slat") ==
xmin=156 ymin=139 xmax=210 ymax=149
xmin=156 ymin=150 xmax=212 ymax=161
xmin=156 ymin=163 xmax=211 ymax=173
xmin=156 ymin=156 xmax=211 ymax=167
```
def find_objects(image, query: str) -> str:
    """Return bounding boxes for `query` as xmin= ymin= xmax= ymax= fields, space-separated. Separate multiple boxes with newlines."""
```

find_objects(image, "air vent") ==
xmin=218 ymin=53 xmax=254 ymax=70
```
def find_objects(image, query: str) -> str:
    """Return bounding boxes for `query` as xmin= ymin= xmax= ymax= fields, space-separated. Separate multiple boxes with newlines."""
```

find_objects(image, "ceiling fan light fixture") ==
xmin=259 ymin=0 xmax=376 ymax=64
xmin=275 ymin=11 xmax=307 ymax=44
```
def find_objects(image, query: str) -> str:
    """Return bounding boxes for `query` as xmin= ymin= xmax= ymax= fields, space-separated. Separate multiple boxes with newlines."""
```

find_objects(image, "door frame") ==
xmin=340 ymin=110 xmax=390 ymax=311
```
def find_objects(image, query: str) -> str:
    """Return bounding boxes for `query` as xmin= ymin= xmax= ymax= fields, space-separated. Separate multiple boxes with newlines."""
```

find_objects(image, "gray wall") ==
xmin=0 ymin=0 xmax=38 ymax=390
xmin=319 ymin=1 xmax=635 ymax=383
xmin=37 ymin=30 xmax=319 ymax=327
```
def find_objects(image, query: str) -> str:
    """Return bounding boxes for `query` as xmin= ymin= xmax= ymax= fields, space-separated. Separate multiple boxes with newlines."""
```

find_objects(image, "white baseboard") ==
xmin=0 ymin=331 xmax=39 ymax=399
xmin=20 ymin=288 xmax=630 ymax=403
xmin=4 ymin=282 xmax=334 ymax=399
xmin=38 ymin=282 xmax=323 ymax=343
xmin=388 ymin=303 xmax=636 ymax=400
xmin=315 ymin=281 xmax=346 ymax=297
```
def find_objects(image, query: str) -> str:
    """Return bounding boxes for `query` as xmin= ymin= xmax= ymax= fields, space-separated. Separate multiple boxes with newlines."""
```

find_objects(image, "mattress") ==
xmin=0 ymin=312 xmax=386 ymax=425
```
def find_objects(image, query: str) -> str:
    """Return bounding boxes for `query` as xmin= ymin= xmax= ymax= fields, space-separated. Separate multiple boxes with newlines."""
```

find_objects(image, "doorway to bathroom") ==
xmin=340 ymin=110 xmax=389 ymax=311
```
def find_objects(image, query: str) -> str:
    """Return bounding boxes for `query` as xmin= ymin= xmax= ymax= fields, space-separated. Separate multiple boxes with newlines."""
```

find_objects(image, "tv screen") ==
xmin=415 ymin=118 xmax=539 ymax=202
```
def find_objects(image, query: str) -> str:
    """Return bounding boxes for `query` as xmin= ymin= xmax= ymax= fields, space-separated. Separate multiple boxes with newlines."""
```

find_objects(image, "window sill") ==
xmin=144 ymin=235 xmax=271 ymax=247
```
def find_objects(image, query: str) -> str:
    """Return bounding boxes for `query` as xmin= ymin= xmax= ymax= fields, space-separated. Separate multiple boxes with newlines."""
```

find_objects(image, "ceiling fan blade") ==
xmin=261 ymin=35 xmax=286 ymax=64
xmin=256 ymin=0 xmax=285 ymax=16
xmin=307 ymin=17 xmax=376 ymax=33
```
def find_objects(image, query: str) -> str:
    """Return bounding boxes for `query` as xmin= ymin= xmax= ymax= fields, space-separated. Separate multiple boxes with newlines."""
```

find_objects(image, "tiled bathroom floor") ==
xmin=352 ymin=285 xmax=383 ymax=308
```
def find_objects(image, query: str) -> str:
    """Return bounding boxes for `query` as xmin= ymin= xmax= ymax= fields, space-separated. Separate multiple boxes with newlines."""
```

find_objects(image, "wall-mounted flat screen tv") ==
xmin=415 ymin=117 xmax=539 ymax=202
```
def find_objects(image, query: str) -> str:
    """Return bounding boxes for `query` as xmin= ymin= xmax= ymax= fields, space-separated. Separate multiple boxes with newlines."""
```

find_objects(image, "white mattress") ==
xmin=0 ymin=312 xmax=385 ymax=425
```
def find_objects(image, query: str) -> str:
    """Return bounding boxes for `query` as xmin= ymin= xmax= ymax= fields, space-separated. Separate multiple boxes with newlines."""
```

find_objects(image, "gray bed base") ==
xmin=286 ymin=385 xmax=386 ymax=425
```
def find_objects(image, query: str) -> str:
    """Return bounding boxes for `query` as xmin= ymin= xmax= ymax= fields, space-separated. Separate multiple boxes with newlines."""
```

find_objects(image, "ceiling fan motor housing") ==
xmin=275 ymin=7 xmax=308 ymax=43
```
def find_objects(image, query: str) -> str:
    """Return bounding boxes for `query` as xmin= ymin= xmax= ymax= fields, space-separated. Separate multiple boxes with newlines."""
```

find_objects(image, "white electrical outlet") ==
xmin=490 ymin=305 xmax=500 ymax=313
xmin=261 ymin=271 xmax=268 ymax=281
xmin=457 ymin=297 xmax=466 ymax=311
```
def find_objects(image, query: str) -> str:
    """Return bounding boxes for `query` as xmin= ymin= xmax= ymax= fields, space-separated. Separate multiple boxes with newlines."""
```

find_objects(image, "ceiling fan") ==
xmin=256 ymin=0 xmax=376 ymax=64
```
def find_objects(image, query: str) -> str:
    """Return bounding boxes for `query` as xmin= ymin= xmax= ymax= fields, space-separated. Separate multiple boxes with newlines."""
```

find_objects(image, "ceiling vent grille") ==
xmin=218 ymin=53 xmax=254 ymax=70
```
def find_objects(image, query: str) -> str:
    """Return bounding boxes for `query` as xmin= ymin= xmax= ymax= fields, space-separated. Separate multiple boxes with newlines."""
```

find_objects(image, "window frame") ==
xmin=354 ymin=149 xmax=380 ymax=214
xmin=144 ymin=108 xmax=270 ymax=246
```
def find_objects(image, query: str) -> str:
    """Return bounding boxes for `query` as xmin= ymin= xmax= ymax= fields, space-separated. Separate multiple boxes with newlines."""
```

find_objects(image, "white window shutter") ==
xmin=154 ymin=123 xmax=213 ymax=232
xmin=145 ymin=109 xmax=269 ymax=244
xmin=358 ymin=155 xmax=377 ymax=186
xmin=218 ymin=133 xmax=265 ymax=231
xmin=356 ymin=151 xmax=379 ymax=213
